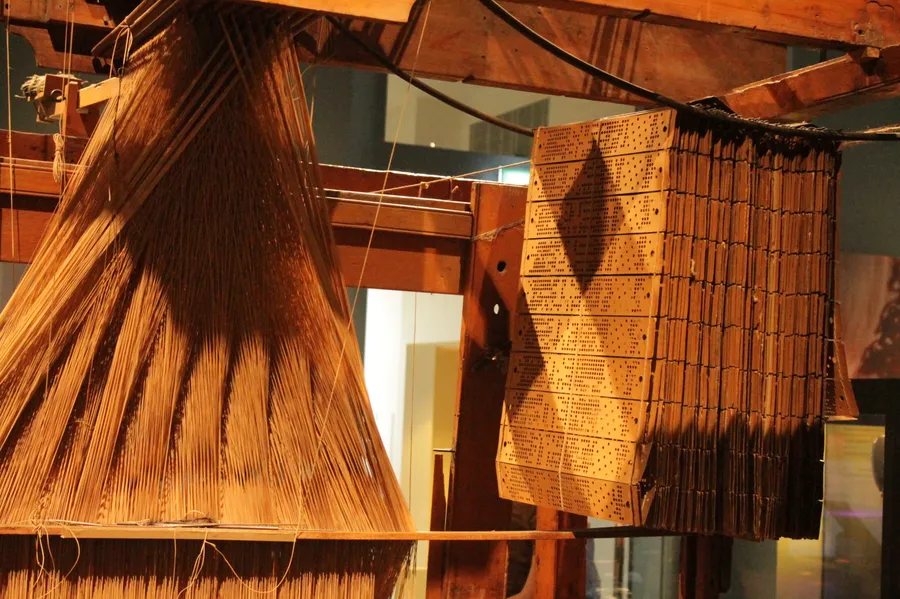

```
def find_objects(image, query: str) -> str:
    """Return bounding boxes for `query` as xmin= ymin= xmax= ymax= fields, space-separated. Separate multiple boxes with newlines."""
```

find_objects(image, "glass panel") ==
xmin=726 ymin=420 xmax=887 ymax=599
xmin=821 ymin=422 xmax=884 ymax=599
xmin=585 ymin=518 xmax=680 ymax=599
xmin=384 ymin=77 xmax=632 ymax=152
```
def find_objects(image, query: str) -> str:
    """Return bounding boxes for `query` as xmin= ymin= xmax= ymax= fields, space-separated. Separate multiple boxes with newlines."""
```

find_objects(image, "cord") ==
xmin=325 ymin=16 xmax=534 ymax=138
xmin=476 ymin=0 xmax=900 ymax=143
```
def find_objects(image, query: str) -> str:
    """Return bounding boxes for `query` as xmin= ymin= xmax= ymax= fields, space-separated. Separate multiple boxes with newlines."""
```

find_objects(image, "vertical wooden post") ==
xmin=61 ymin=82 xmax=99 ymax=139
xmin=534 ymin=508 xmax=588 ymax=599
xmin=679 ymin=536 xmax=733 ymax=599
xmin=442 ymin=183 xmax=524 ymax=598
xmin=426 ymin=453 xmax=448 ymax=599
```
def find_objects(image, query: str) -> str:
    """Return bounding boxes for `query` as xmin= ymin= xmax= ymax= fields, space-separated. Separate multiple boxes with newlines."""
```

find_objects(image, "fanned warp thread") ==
xmin=0 ymin=5 xmax=414 ymax=597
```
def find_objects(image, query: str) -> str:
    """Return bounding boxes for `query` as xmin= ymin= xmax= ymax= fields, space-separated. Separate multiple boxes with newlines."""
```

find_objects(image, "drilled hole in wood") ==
xmin=497 ymin=260 xmax=507 ymax=273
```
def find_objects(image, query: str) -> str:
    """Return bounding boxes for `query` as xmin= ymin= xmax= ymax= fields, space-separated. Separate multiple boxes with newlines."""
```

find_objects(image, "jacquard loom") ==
xmin=2 ymin=0 xmax=900 ymax=597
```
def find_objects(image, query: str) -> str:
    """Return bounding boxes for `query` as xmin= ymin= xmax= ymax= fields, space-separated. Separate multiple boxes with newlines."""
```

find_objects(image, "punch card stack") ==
xmin=497 ymin=108 xmax=854 ymax=540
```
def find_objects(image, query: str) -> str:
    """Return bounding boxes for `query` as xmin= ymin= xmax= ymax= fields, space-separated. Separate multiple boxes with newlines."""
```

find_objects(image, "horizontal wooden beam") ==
xmin=78 ymin=78 xmax=120 ymax=108
xmin=1 ymin=161 xmax=472 ymax=239
xmin=303 ymin=0 xmax=786 ymax=105
xmin=509 ymin=0 xmax=900 ymax=48
xmin=1 ymin=0 xmax=114 ymax=29
xmin=718 ymin=45 xmax=900 ymax=121
xmin=0 ymin=523 xmax=668 ymax=543
xmin=8 ymin=0 xmax=786 ymax=104
xmin=0 ymin=131 xmax=477 ymax=294
xmin=234 ymin=0 xmax=415 ymax=22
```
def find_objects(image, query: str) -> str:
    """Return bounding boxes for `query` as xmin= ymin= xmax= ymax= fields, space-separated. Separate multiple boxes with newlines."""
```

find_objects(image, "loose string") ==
xmin=108 ymin=25 xmax=135 ymax=79
xmin=6 ymin=14 xmax=17 ymax=264
xmin=405 ymin=291 xmax=420 ymax=599
xmin=304 ymin=0 xmax=434 ymax=526
xmin=370 ymin=159 xmax=531 ymax=195
xmin=32 ymin=521 xmax=82 ymax=599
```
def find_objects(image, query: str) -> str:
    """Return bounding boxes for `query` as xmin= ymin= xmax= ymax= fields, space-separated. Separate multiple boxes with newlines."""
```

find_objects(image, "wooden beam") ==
xmin=2 ymin=0 xmax=113 ymax=29
xmin=0 ymin=523 xmax=667 ymax=543
xmin=78 ymin=78 xmax=120 ymax=108
xmin=8 ymin=25 xmax=99 ymax=74
xmin=425 ymin=453 xmax=448 ymax=599
xmin=235 ymin=0 xmax=415 ymax=22
xmin=442 ymin=183 xmax=524 ymax=598
xmin=679 ymin=536 xmax=733 ymax=599
xmin=334 ymin=228 xmax=467 ymax=294
xmin=508 ymin=0 xmax=900 ymax=48
xmin=0 ymin=131 xmax=478 ymax=294
xmin=10 ymin=0 xmax=785 ymax=102
xmin=534 ymin=509 xmax=588 ymax=599
xmin=0 ymin=162 xmax=472 ymax=239
xmin=304 ymin=0 xmax=786 ymax=105
xmin=13 ymin=0 xmax=787 ymax=103
xmin=718 ymin=45 xmax=900 ymax=122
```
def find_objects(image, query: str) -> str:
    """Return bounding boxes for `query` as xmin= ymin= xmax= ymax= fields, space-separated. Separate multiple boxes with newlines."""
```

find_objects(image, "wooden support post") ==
xmin=679 ymin=536 xmax=733 ymax=599
xmin=534 ymin=508 xmax=588 ymax=599
xmin=442 ymin=182 xmax=525 ymax=598
xmin=61 ymin=82 xmax=99 ymax=139
xmin=426 ymin=453 xmax=448 ymax=599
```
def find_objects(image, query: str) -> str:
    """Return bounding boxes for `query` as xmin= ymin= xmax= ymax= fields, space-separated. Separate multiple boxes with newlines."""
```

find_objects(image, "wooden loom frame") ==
xmin=3 ymin=0 xmax=900 ymax=597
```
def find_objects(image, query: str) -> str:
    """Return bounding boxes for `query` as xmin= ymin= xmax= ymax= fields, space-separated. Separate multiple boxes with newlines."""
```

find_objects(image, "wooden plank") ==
xmin=304 ymin=0 xmax=785 ymax=105
xmin=0 ymin=195 xmax=59 ymax=263
xmin=0 ymin=524 xmax=665 ymax=543
xmin=320 ymin=164 xmax=472 ymax=201
xmin=2 ymin=0 xmax=112 ymax=29
xmin=78 ymin=78 xmax=120 ymax=108
xmin=509 ymin=0 xmax=899 ymax=48
xmin=0 ymin=130 xmax=86 ymax=163
xmin=679 ymin=536 xmax=733 ymax=599
xmin=2 ymin=0 xmax=413 ymax=27
xmin=1 ymin=162 xmax=473 ymax=239
xmin=1 ymin=175 xmax=470 ymax=293
xmin=235 ymin=0 xmax=415 ymax=22
xmin=330 ymin=200 xmax=472 ymax=239
xmin=334 ymin=228 xmax=467 ymax=294
xmin=426 ymin=453 xmax=448 ymax=599
xmin=11 ymin=0 xmax=785 ymax=102
xmin=443 ymin=183 xmax=525 ymax=598
xmin=534 ymin=509 xmax=587 ymax=599
xmin=8 ymin=25 xmax=100 ymax=73
xmin=719 ymin=45 xmax=900 ymax=121
xmin=0 ymin=134 xmax=476 ymax=293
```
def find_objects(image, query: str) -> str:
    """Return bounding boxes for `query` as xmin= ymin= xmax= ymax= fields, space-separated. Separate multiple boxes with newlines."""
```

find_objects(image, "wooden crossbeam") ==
xmin=717 ymin=45 xmax=900 ymax=121
xmin=1 ymin=0 xmax=114 ymax=30
xmin=8 ymin=0 xmax=785 ymax=104
xmin=233 ymin=0 xmax=416 ymax=21
xmin=0 ymin=523 xmax=667 ymax=543
xmin=508 ymin=0 xmax=900 ymax=48
xmin=302 ymin=0 xmax=785 ymax=105
xmin=0 ymin=130 xmax=476 ymax=294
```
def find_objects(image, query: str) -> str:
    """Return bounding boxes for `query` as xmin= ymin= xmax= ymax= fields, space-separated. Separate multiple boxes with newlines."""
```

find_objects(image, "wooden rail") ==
xmin=0 ymin=524 xmax=670 ymax=543
xmin=0 ymin=131 xmax=487 ymax=294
